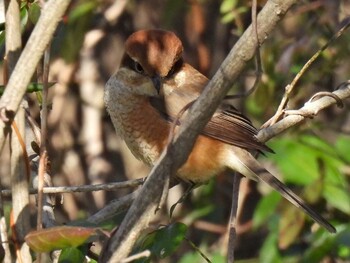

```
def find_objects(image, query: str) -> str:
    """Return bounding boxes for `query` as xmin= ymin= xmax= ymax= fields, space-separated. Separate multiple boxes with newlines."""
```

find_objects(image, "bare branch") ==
xmin=263 ymin=18 xmax=350 ymax=127
xmin=37 ymin=42 xmax=52 ymax=233
xmin=120 ymin=250 xmax=151 ymax=263
xmin=258 ymin=82 xmax=350 ymax=142
xmin=87 ymin=189 xmax=141 ymax=225
xmin=228 ymin=1 xmax=261 ymax=261
xmin=0 ymin=178 xmax=144 ymax=196
xmin=5 ymin=0 xmax=31 ymax=261
xmin=227 ymin=173 xmax=242 ymax=263
xmin=0 ymin=0 xmax=72 ymax=154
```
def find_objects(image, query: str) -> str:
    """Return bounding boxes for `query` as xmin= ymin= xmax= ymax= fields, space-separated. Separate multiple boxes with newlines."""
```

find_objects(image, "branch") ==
xmin=87 ymin=188 xmax=141 ymax=224
xmin=100 ymin=0 xmax=299 ymax=261
xmin=0 ymin=0 xmax=72 ymax=154
xmin=263 ymin=18 xmax=350 ymax=127
xmin=0 ymin=179 xmax=144 ymax=196
xmin=5 ymin=0 xmax=31 ymax=261
xmin=258 ymin=82 xmax=350 ymax=142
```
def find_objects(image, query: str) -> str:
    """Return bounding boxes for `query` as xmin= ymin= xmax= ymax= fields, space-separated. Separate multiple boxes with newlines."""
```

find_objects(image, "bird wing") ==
xmin=150 ymin=63 xmax=271 ymax=153
xmin=203 ymin=105 xmax=272 ymax=153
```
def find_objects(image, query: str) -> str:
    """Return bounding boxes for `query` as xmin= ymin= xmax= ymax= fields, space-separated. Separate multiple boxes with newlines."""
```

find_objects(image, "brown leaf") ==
xmin=25 ymin=226 xmax=98 ymax=252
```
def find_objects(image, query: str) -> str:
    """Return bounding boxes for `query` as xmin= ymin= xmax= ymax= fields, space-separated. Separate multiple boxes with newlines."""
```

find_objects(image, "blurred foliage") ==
xmin=255 ymin=134 xmax=350 ymax=262
xmin=1 ymin=0 xmax=350 ymax=262
xmin=220 ymin=0 xmax=248 ymax=25
xmin=133 ymin=223 xmax=188 ymax=262
xmin=0 ymin=82 xmax=55 ymax=95
xmin=60 ymin=0 xmax=98 ymax=62
xmin=58 ymin=245 xmax=90 ymax=263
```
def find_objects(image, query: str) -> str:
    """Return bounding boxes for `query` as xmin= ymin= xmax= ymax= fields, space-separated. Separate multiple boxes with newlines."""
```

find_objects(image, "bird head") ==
xmin=115 ymin=29 xmax=184 ymax=96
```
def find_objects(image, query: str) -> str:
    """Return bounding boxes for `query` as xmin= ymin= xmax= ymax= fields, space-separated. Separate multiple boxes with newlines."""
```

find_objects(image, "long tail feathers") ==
xmin=232 ymin=151 xmax=336 ymax=233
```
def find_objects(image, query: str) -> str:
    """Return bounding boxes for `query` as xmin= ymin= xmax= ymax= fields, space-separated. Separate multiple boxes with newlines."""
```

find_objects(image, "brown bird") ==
xmin=104 ymin=29 xmax=335 ymax=233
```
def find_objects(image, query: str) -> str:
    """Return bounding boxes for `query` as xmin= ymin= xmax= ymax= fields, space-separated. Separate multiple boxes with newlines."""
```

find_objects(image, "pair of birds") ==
xmin=104 ymin=29 xmax=335 ymax=233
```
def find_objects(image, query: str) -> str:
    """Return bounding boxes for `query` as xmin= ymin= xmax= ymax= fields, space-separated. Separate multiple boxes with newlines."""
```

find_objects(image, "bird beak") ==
xmin=151 ymin=75 xmax=162 ymax=94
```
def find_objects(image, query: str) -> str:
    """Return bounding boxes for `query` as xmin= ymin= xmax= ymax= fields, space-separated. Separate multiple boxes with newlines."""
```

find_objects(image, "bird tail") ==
xmin=228 ymin=148 xmax=336 ymax=233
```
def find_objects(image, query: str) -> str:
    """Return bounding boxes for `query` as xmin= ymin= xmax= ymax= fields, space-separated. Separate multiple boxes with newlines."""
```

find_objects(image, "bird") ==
xmin=104 ymin=29 xmax=336 ymax=233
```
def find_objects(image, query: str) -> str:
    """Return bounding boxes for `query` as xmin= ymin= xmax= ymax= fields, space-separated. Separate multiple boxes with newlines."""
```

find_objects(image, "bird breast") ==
xmin=105 ymin=76 xmax=170 ymax=165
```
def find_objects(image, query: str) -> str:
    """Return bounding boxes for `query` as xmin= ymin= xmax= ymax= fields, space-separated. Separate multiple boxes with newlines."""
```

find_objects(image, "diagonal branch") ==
xmin=100 ymin=0 xmax=299 ymax=261
xmin=0 ymin=0 xmax=72 ymax=154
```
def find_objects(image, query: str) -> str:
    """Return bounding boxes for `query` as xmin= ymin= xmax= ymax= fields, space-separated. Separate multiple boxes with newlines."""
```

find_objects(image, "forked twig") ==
xmin=262 ymin=17 xmax=350 ymax=128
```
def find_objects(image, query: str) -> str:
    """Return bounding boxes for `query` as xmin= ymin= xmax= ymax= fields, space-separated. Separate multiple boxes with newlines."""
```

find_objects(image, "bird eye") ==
xmin=134 ymin=61 xmax=144 ymax=74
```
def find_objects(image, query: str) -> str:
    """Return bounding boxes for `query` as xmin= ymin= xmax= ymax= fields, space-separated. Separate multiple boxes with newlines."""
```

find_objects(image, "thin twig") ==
xmin=308 ymin=91 xmax=343 ymax=107
xmin=104 ymin=0 xmax=129 ymax=25
xmin=185 ymin=237 xmax=211 ymax=263
xmin=227 ymin=174 xmax=242 ymax=263
xmin=37 ymin=42 xmax=51 ymax=231
xmin=0 ymin=178 xmax=144 ymax=197
xmin=87 ymin=188 xmax=141 ymax=224
xmin=262 ymin=18 xmax=350 ymax=128
xmin=258 ymin=81 xmax=350 ymax=142
xmin=245 ymin=0 xmax=262 ymax=97
xmin=120 ymin=250 xmax=151 ymax=263
xmin=227 ymin=1 xmax=260 ymax=261
xmin=11 ymin=122 xmax=31 ymax=181
xmin=167 ymin=100 xmax=195 ymax=145
xmin=5 ymin=0 xmax=31 ymax=261
xmin=0 ymin=0 xmax=72 ymax=154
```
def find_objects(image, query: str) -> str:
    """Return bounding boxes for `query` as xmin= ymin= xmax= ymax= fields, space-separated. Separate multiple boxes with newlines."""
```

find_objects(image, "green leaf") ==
xmin=299 ymin=135 xmax=337 ymax=155
xmin=337 ymin=245 xmax=350 ymax=259
xmin=303 ymin=230 xmax=336 ymax=262
xmin=28 ymin=2 xmax=41 ymax=24
xmin=220 ymin=0 xmax=237 ymax=14
xmin=137 ymin=223 xmax=187 ymax=261
xmin=25 ymin=226 xmax=98 ymax=252
xmin=60 ymin=1 xmax=96 ymax=62
xmin=278 ymin=205 xmax=305 ymax=249
xmin=259 ymin=231 xmax=282 ymax=263
xmin=323 ymin=184 xmax=350 ymax=214
xmin=20 ymin=6 xmax=29 ymax=30
xmin=267 ymin=136 xmax=343 ymax=186
xmin=179 ymin=251 xmax=203 ymax=263
xmin=268 ymin=138 xmax=319 ymax=185
xmin=221 ymin=12 xmax=235 ymax=24
xmin=253 ymin=191 xmax=281 ymax=228
xmin=58 ymin=246 xmax=86 ymax=263
xmin=335 ymin=136 xmax=350 ymax=163
xmin=68 ymin=0 xmax=98 ymax=23
xmin=303 ymin=163 xmax=323 ymax=204
xmin=0 ymin=31 xmax=5 ymax=50
xmin=0 ymin=82 xmax=56 ymax=95
xmin=210 ymin=252 xmax=226 ymax=263
xmin=336 ymin=225 xmax=350 ymax=247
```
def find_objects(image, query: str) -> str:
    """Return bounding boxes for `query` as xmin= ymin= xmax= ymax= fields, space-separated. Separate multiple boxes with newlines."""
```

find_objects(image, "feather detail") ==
xmin=202 ymin=105 xmax=273 ymax=153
